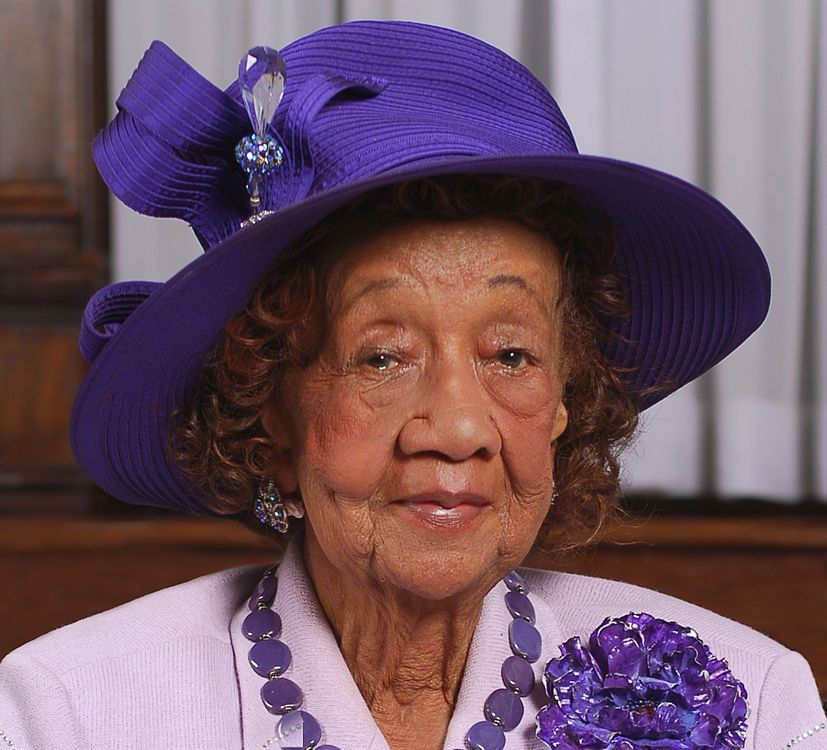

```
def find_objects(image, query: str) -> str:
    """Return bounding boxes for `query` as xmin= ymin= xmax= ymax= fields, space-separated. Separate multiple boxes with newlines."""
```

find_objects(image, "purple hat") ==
xmin=71 ymin=20 xmax=770 ymax=515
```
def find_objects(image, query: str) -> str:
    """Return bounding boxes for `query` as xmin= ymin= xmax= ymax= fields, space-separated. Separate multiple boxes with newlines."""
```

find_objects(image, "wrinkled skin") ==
xmin=262 ymin=215 xmax=568 ymax=750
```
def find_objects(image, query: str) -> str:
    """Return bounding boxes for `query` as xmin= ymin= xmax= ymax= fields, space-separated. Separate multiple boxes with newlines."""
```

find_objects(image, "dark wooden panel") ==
xmin=0 ymin=0 xmax=107 ymax=508
xmin=0 ymin=236 xmax=105 ymax=301
xmin=0 ymin=181 xmax=78 ymax=218
xmin=0 ymin=326 xmax=88 ymax=488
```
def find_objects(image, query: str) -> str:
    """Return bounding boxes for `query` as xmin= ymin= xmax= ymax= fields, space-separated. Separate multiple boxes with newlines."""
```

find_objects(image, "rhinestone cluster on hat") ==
xmin=235 ymin=46 xmax=286 ymax=225
xmin=243 ymin=566 xmax=541 ymax=750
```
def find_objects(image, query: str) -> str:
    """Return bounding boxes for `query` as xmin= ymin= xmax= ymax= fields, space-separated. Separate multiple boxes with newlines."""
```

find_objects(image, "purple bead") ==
xmin=276 ymin=710 xmax=322 ymax=750
xmin=508 ymin=619 xmax=541 ymax=662
xmin=316 ymin=746 xmax=342 ymax=750
xmin=503 ymin=570 xmax=528 ymax=593
xmin=501 ymin=655 xmax=535 ymax=696
xmin=483 ymin=688 xmax=524 ymax=731
xmin=242 ymin=608 xmax=282 ymax=641
xmin=248 ymin=639 xmax=292 ymax=678
xmin=261 ymin=677 xmax=303 ymax=714
xmin=248 ymin=574 xmax=278 ymax=610
xmin=504 ymin=591 xmax=535 ymax=624
xmin=466 ymin=720 xmax=505 ymax=750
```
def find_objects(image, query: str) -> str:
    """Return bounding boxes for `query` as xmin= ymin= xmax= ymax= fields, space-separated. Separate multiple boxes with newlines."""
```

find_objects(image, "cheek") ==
xmin=290 ymin=377 xmax=404 ymax=501
xmin=495 ymin=383 xmax=563 ymax=499
xmin=485 ymin=371 xmax=555 ymax=419
xmin=492 ymin=404 xmax=560 ymax=562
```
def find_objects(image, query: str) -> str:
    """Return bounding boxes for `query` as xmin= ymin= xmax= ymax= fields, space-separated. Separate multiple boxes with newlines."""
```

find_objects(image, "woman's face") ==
xmin=263 ymin=215 xmax=568 ymax=601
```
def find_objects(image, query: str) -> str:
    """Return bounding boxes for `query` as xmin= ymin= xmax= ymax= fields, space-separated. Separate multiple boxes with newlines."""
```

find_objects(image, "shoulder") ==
xmin=521 ymin=566 xmax=787 ymax=657
xmin=0 ymin=563 xmax=268 ymax=749
xmin=2 ymin=562 xmax=265 ymax=676
xmin=521 ymin=567 xmax=826 ymax=750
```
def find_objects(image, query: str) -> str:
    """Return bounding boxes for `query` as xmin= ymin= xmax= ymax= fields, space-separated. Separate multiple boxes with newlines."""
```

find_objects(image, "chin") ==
xmin=369 ymin=534 xmax=512 ymax=603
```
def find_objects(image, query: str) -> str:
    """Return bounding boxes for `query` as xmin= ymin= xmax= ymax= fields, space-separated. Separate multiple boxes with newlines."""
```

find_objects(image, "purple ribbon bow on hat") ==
xmin=93 ymin=40 xmax=387 ymax=251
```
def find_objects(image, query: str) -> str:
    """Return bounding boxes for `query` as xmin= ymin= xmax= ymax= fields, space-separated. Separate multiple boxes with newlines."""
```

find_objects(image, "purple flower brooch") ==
xmin=537 ymin=612 xmax=749 ymax=750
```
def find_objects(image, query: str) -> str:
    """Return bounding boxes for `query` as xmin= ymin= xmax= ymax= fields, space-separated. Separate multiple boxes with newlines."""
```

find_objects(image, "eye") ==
xmin=497 ymin=348 xmax=530 ymax=369
xmin=363 ymin=351 xmax=398 ymax=371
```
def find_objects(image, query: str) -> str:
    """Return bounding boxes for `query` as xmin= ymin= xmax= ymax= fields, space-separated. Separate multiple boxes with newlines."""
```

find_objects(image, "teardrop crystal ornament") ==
xmin=238 ymin=46 xmax=286 ymax=138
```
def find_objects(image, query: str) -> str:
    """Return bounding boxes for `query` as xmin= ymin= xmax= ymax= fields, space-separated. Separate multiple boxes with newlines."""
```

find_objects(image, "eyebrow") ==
xmin=341 ymin=278 xmax=409 ymax=313
xmin=341 ymin=273 xmax=546 ymax=313
xmin=487 ymin=274 xmax=530 ymax=291
xmin=487 ymin=274 xmax=549 ymax=311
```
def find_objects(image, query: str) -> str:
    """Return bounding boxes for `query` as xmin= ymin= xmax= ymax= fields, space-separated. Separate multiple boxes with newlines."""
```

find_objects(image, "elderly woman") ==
xmin=1 ymin=19 xmax=824 ymax=750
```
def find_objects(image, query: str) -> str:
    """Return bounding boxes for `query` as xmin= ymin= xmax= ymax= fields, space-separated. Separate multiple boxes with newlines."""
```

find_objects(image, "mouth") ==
xmin=393 ymin=492 xmax=491 ymax=530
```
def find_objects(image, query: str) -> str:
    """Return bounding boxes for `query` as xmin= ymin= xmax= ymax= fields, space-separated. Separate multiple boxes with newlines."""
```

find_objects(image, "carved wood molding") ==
xmin=0 ymin=515 xmax=824 ymax=555
xmin=0 ymin=0 xmax=108 ymax=304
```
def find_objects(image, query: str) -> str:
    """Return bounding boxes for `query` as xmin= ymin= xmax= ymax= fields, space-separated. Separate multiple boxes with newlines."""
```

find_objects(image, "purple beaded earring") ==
xmin=254 ymin=479 xmax=305 ymax=534
xmin=254 ymin=479 xmax=289 ymax=533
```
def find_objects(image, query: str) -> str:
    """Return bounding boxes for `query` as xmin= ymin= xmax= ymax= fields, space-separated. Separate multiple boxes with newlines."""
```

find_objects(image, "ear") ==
xmin=260 ymin=396 xmax=300 ymax=495
xmin=551 ymin=400 xmax=569 ymax=443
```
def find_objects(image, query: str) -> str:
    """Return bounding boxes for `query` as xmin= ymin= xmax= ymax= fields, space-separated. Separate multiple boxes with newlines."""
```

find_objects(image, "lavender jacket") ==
xmin=1 ymin=540 xmax=824 ymax=750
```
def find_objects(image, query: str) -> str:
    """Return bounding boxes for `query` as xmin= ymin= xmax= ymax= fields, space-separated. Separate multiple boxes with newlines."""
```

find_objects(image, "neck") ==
xmin=302 ymin=532 xmax=485 ymax=750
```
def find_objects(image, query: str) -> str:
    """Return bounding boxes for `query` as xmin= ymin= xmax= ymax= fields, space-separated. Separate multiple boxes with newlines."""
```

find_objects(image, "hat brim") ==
xmin=70 ymin=152 xmax=769 ymax=514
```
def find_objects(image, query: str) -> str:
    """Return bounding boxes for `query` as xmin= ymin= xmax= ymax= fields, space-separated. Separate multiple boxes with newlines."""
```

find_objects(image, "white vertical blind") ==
xmin=107 ymin=0 xmax=826 ymax=502
xmin=550 ymin=0 xmax=705 ymax=497
xmin=709 ymin=0 xmax=818 ymax=501
xmin=816 ymin=1 xmax=827 ymax=498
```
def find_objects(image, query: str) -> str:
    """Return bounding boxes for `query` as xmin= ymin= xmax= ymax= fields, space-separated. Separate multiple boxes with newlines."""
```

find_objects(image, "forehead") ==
xmin=330 ymin=215 xmax=561 ymax=299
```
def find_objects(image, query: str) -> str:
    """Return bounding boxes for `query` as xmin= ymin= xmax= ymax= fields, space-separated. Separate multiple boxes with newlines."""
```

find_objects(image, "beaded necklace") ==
xmin=242 ymin=565 xmax=542 ymax=750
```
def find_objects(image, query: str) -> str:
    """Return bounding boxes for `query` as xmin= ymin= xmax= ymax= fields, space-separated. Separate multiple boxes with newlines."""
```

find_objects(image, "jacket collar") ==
xmin=229 ymin=539 xmax=563 ymax=750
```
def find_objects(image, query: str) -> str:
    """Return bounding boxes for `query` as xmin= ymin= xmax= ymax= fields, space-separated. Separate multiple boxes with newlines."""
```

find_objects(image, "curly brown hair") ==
xmin=168 ymin=174 xmax=644 ymax=554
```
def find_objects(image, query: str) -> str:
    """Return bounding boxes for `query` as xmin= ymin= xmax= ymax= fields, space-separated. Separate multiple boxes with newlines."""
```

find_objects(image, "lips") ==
xmin=393 ymin=492 xmax=490 ymax=530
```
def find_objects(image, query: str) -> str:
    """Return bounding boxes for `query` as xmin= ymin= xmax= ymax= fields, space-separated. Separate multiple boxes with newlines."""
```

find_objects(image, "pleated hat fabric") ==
xmin=71 ymin=20 xmax=770 ymax=514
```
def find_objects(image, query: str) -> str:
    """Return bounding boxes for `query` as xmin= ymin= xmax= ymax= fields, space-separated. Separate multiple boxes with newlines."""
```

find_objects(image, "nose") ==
xmin=397 ymin=357 xmax=502 ymax=461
